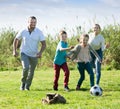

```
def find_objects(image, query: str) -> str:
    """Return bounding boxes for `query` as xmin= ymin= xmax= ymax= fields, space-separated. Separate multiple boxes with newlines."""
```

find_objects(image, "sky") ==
xmin=0 ymin=0 xmax=120 ymax=36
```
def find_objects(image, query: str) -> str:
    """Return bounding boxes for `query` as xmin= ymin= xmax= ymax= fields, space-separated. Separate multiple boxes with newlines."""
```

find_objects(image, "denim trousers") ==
xmin=77 ymin=62 xmax=94 ymax=87
xmin=53 ymin=62 xmax=70 ymax=89
xmin=90 ymin=48 xmax=103 ymax=85
xmin=21 ymin=53 xmax=38 ymax=88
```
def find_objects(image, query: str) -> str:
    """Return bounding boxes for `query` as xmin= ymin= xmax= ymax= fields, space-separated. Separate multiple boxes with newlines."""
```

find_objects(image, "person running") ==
xmin=53 ymin=30 xmax=73 ymax=91
xmin=67 ymin=34 xmax=101 ymax=90
xmin=13 ymin=16 xmax=46 ymax=90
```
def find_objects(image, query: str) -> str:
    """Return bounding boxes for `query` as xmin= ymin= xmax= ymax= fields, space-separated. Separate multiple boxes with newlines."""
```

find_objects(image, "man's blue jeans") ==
xmin=21 ymin=53 xmax=38 ymax=89
xmin=90 ymin=48 xmax=103 ymax=85
xmin=77 ymin=62 xmax=94 ymax=87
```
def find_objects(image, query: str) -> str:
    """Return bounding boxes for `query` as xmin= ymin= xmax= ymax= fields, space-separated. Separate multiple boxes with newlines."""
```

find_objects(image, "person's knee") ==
xmin=66 ymin=71 xmax=70 ymax=75
xmin=81 ymin=76 xmax=85 ymax=81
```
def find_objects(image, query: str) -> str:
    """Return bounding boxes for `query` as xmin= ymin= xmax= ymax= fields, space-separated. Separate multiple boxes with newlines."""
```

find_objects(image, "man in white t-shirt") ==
xmin=13 ymin=16 xmax=46 ymax=90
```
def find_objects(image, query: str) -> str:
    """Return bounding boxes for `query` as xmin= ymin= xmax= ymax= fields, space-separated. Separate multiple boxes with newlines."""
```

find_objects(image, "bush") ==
xmin=102 ymin=24 xmax=120 ymax=69
xmin=0 ymin=24 xmax=120 ymax=70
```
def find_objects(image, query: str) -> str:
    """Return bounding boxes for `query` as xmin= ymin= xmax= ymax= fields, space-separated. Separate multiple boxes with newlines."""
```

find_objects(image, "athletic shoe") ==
xmin=25 ymin=87 xmax=30 ymax=91
xmin=76 ymin=85 xmax=80 ymax=90
xmin=64 ymin=86 xmax=70 ymax=92
xmin=20 ymin=83 xmax=25 ymax=90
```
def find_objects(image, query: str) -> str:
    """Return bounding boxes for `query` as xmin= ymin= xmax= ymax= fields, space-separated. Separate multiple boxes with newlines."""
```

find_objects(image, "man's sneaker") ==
xmin=76 ymin=85 xmax=80 ymax=90
xmin=20 ymin=83 xmax=25 ymax=90
xmin=64 ymin=86 xmax=70 ymax=92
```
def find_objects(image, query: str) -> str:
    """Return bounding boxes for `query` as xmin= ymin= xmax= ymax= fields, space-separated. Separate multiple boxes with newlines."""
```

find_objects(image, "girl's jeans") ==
xmin=77 ymin=62 xmax=94 ymax=87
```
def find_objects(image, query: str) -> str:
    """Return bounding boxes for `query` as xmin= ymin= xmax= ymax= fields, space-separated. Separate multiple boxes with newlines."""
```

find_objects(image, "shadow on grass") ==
xmin=32 ymin=88 xmax=53 ymax=91
xmin=32 ymin=87 xmax=90 ymax=92
xmin=70 ymin=88 xmax=90 ymax=91
xmin=102 ymin=94 xmax=112 ymax=97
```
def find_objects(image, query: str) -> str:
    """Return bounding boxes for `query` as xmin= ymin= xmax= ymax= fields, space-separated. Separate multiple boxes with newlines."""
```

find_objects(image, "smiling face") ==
xmin=79 ymin=34 xmax=89 ymax=47
xmin=61 ymin=34 xmax=67 ymax=41
xmin=28 ymin=17 xmax=37 ymax=30
xmin=93 ymin=24 xmax=101 ymax=35
xmin=59 ymin=31 xmax=67 ymax=42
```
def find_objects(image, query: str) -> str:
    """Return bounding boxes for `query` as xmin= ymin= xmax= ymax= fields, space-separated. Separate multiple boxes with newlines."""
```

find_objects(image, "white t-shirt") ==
xmin=88 ymin=33 xmax=105 ymax=51
xmin=16 ymin=27 xmax=45 ymax=57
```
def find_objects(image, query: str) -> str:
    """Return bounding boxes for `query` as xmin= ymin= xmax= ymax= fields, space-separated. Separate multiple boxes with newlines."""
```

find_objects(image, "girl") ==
xmin=67 ymin=34 xmax=101 ymax=90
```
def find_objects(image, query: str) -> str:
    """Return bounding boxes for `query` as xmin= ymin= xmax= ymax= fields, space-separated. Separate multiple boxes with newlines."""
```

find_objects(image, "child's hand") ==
xmin=66 ymin=56 xmax=71 ymax=59
xmin=99 ymin=60 xmax=102 ymax=64
xmin=69 ymin=46 xmax=74 ymax=49
xmin=97 ymin=58 xmax=102 ymax=63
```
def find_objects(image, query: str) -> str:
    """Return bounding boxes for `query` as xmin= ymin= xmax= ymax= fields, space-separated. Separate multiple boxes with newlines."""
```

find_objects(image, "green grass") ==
xmin=0 ymin=68 xmax=120 ymax=109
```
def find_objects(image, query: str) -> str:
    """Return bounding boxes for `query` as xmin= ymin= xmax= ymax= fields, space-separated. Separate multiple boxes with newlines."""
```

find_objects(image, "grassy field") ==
xmin=0 ymin=68 xmax=120 ymax=109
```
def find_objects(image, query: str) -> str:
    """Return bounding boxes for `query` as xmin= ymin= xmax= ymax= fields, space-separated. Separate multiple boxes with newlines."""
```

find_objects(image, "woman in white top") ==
xmin=88 ymin=24 xmax=109 ymax=85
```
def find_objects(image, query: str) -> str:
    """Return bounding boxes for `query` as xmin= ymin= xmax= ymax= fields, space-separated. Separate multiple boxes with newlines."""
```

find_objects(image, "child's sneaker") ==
xmin=25 ymin=87 xmax=30 ymax=91
xmin=64 ymin=86 xmax=70 ymax=92
xmin=20 ymin=83 xmax=25 ymax=90
xmin=76 ymin=85 xmax=80 ymax=90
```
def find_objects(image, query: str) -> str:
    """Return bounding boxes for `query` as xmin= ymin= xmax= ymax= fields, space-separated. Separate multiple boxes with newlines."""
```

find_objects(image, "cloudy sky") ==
xmin=0 ymin=0 xmax=120 ymax=35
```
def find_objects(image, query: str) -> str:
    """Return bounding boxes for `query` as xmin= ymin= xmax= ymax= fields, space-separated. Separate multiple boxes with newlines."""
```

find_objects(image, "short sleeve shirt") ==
xmin=16 ymin=27 xmax=45 ymax=57
xmin=54 ymin=41 xmax=68 ymax=65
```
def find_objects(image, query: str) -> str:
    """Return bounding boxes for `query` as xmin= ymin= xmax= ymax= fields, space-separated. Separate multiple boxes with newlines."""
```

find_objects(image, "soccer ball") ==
xmin=90 ymin=85 xmax=103 ymax=96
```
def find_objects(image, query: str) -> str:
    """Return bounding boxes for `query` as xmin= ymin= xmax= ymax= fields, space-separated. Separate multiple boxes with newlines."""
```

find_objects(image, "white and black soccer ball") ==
xmin=90 ymin=85 xmax=103 ymax=96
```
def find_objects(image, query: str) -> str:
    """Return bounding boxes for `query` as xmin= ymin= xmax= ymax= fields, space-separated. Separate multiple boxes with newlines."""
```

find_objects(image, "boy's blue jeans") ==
xmin=21 ymin=53 xmax=38 ymax=89
xmin=77 ymin=62 xmax=94 ymax=87
xmin=90 ymin=48 xmax=103 ymax=85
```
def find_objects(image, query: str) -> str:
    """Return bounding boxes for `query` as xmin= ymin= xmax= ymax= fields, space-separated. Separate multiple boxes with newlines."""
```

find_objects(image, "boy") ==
xmin=53 ymin=30 xmax=73 ymax=91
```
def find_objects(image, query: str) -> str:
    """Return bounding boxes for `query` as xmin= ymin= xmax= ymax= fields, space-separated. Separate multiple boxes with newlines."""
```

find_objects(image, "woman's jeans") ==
xmin=90 ymin=48 xmax=103 ymax=85
xmin=21 ymin=53 xmax=38 ymax=89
